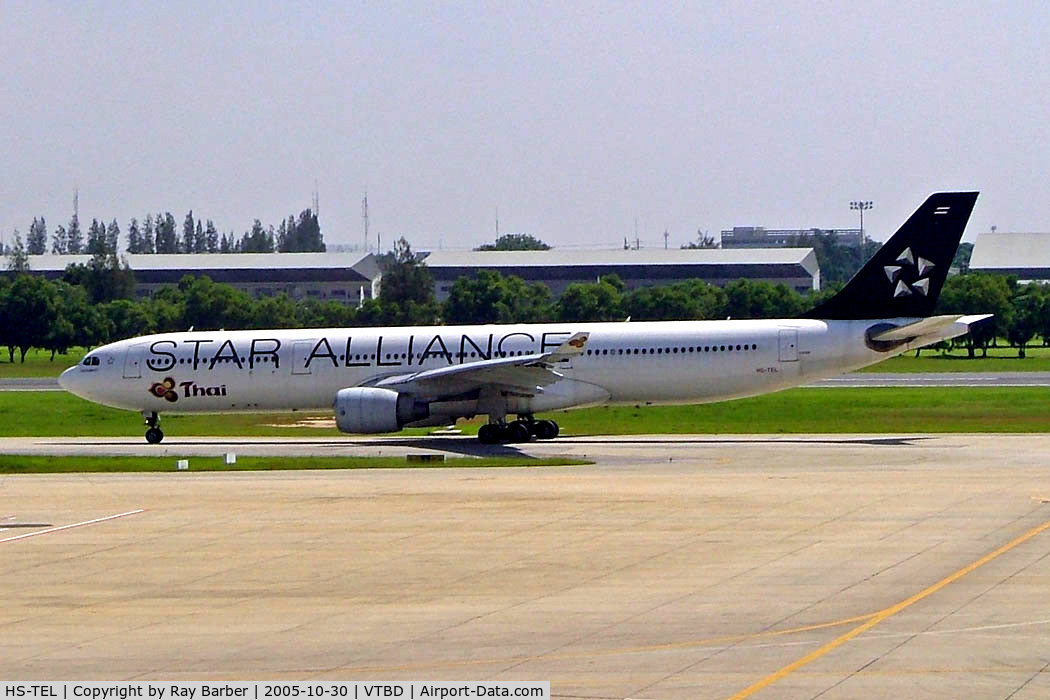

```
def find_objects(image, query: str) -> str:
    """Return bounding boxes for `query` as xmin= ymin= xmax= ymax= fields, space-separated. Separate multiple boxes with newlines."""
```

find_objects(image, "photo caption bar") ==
xmin=0 ymin=683 xmax=549 ymax=700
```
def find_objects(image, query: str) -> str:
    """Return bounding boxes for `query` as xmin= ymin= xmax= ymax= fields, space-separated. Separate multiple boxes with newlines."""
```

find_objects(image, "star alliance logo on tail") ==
xmin=883 ymin=246 xmax=934 ymax=298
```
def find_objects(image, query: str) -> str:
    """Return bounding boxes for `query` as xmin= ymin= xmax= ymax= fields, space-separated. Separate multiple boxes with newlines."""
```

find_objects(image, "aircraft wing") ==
xmin=869 ymin=314 xmax=993 ymax=344
xmin=370 ymin=332 xmax=589 ymax=396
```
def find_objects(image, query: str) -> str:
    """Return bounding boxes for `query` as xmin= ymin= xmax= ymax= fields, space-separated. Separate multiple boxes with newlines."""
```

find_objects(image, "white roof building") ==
xmin=970 ymin=232 xmax=1050 ymax=281
xmin=422 ymin=248 xmax=820 ymax=300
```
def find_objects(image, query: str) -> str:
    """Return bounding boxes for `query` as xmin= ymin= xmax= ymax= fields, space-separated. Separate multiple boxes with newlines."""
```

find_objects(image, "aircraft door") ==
xmin=123 ymin=342 xmax=146 ymax=379
xmin=778 ymin=329 xmax=799 ymax=362
xmin=291 ymin=340 xmax=315 ymax=375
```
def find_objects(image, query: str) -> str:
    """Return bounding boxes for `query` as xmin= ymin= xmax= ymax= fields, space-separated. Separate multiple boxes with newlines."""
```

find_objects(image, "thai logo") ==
xmin=149 ymin=377 xmax=179 ymax=402
xmin=567 ymin=334 xmax=588 ymax=348
xmin=148 ymin=377 xmax=227 ymax=401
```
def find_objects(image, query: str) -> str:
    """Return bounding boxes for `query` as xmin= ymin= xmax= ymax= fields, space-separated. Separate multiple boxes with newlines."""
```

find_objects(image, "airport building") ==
xmin=14 ymin=253 xmax=382 ymax=304
xmin=422 ymin=248 xmax=821 ymax=300
xmin=721 ymin=226 xmax=864 ymax=249
xmin=969 ymin=232 xmax=1050 ymax=282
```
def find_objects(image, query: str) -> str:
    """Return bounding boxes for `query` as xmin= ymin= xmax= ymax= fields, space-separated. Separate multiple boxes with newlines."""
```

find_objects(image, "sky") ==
xmin=2 ymin=1 xmax=1048 ymax=251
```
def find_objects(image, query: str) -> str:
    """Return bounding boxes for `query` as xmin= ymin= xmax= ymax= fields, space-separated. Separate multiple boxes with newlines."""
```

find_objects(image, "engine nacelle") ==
xmin=333 ymin=387 xmax=429 ymax=434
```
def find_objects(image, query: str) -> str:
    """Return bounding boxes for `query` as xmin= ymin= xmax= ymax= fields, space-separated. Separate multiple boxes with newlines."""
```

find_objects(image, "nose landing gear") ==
xmin=144 ymin=412 xmax=164 ymax=444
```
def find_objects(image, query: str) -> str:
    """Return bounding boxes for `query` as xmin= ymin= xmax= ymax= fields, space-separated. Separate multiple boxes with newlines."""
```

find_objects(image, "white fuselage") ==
xmin=58 ymin=318 xmax=922 ymax=421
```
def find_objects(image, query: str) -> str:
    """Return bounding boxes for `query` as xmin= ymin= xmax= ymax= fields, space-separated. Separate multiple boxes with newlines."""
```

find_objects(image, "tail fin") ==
xmin=804 ymin=192 xmax=978 ymax=320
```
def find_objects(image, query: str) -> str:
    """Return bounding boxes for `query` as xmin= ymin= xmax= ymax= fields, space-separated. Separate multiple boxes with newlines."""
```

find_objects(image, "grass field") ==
xmin=0 ymin=454 xmax=587 ymax=474
xmin=860 ymin=343 xmax=1050 ymax=372
xmin=3 ymin=387 xmax=1048 ymax=438
xmin=5 ymin=343 xmax=1050 ymax=378
xmin=0 ymin=348 xmax=87 ymax=378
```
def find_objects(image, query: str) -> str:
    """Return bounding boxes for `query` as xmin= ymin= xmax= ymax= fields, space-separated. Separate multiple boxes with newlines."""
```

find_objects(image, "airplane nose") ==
xmin=58 ymin=367 xmax=78 ymax=394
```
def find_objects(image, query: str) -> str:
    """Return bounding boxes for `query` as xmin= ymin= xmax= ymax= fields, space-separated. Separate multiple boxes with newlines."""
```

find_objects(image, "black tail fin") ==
xmin=804 ymin=192 xmax=979 ymax=320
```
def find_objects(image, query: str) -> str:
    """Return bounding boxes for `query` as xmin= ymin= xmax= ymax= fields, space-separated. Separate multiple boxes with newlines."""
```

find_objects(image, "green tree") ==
xmin=27 ymin=217 xmax=47 ymax=255
xmin=181 ymin=211 xmax=195 ymax=253
xmin=1 ymin=275 xmax=58 ymax=362
xmin=379 ymin=238 xmax=436 ymax=307
xmin=86 ymin=219 xmax=107 ymax=256
xmin=141 ymin=214 xmax=156 ymax=253
xmin=51 ymin=224 xmax=68 ymax=254
xmin=248 ymin=293 xmax=301 ymax=329
xmin=205 ymin=220 xmax=219 ymax=253
xmin=154 ymin=212 xmax=178 ymax=253
xmin=106 ymin=219 xmax=120 ymax=254
xmin=1007 ymin=286 xmax=1044 ymax=358
xmin=104 ymin=299 xmax=152 ymax=341
xmin=476 ymin=233 xmax=550 ymax=251
xmin=723 ymin=279 xmax=805 ymax=319
xmin=6 ymin=230 xmax=29 ymax=272
xmin=937 ymin=273 xmax=1013 ymax=357
xmin=240 ymin=220 xmax=274 ymax=252
xmin=66 ymin=214 xmax=83 ymax=254
xmin=624 ymin=280 xmax=728 ymax=321
xmin=62 ymin=253 xmax=136 ymax=304
xmin=555 ymin=280 xmax=623 ymax=322
xmin=126 ymin=218 xmax=142 ymax=254
xmin=952 ymin=242 xmax=974 ymax=274
xmin=178 ymin=275 xmax=252 ymax=330
xmin=681 ymin=229 xmax=719 ymax=249
xmin=443 ymin=269 xmax=554 ymax=324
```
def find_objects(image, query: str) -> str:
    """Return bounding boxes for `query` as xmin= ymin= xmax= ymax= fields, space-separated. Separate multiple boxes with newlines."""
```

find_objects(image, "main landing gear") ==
xmin=477 ymin=416 xmax=559 ymax=445
xmin=144 ymin=411 xmax=164 ymax=444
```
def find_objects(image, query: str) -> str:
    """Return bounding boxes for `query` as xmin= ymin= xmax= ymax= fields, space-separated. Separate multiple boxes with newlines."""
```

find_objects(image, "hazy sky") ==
xmin=2 ymin=1 xmax=1048 ymax=251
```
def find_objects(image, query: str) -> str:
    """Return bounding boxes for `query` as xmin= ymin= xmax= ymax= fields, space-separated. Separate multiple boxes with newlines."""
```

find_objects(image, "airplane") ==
xmin=59 ymin=192 xmax=988 ymax=445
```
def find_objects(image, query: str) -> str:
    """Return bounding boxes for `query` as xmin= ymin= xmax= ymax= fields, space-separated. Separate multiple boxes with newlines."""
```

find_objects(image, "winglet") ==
xmin=548 ymin=332 xmax=589 ymax=359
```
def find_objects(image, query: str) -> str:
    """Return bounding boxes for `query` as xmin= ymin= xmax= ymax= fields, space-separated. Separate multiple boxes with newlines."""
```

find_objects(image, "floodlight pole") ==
xmin=850 ymin=200 xmax=873 ymax=241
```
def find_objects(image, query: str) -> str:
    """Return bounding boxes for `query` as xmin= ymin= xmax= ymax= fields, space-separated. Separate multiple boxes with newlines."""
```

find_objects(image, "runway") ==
xmin=3 ymin=434 xmax=1050 ymax=698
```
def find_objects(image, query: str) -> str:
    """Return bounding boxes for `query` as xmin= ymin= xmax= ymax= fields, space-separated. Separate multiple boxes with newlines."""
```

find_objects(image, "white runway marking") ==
xmin=0 ymin=509 xmax=145 ymax=544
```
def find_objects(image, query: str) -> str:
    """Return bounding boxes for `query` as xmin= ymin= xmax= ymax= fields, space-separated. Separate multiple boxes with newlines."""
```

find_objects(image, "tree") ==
xmin=682 ymin=229 xmax=719 ymax=249
xmin=723 ymin=279 xmax=805 ymax=319
xmin=27 ymin=217 xmax=47 ymax=255
xmin=126 ymin=218 xmax=142 ymax=254
xmin=104 ymin=299 xmax=152 ymax=341
xmin=624 ymin=280 xmax=728 ymax=321
xmin=178 ymin=275 xmax=252 ymax=330
xmin=443 ymin=269 xmax=554 ymax=324
xmin=86 ymin=218 xmax=107 ymax=256
xmin=952 ymin=242 xmax=974 ymax=274
xmin=375 ymin=238 xmax=438 ymax=324
xmin=62 ymin=253 xmax=136 ymax=304
xmin=476 ymin=233 xmax=550 ymax=251
xmin=277 ymin=209 xmax=325 ymax=252
xmin=205 ymin=220 xmax=219 ymax=253
xmin=51 ymin=224 xmax=68 ymax=254
xmin=66 ymin=214 xmax=83 ymax=254
xmin=154 ymin=212 xmax=178 ymax=253
xmin=1007 ymin=286 xmax=1044 ymax=358
xmin=248 ymin=293 xmax=300 ymax=329
xmin=6 ymin=230 xmax=29 ymax=272
xmin=141 ymin=214 xmax=157 ymax=254
xmin=555 ymin=280 xmax=623 ymax=322
xmin=106 ymin=219 xmax=120 ymax=254
xmin=181 ymin=211 xmax=195 ymax=253
xmin=937 ymin=273 xmax=1013 ymax=357
xmin=240 ymin=220 xmax=274 ymax=252
xmin=0 ymin=275 xmax=58 ymax=362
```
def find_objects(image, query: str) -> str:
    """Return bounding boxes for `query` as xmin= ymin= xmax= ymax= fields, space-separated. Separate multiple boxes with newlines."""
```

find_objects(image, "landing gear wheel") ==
xmin=478 ymin=423 xmax=502 ymax=445
xmin=534 ymin=419 xmax=559 ymax=440
xmin=507 ymin=421 xmax=531 ymax=443
xmin=145 ymin=427 xmax=164 ymax=444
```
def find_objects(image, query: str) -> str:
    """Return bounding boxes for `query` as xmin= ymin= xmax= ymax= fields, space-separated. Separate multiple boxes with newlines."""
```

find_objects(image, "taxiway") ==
xmin=3 ymin=434 xmax=1050 ymax=699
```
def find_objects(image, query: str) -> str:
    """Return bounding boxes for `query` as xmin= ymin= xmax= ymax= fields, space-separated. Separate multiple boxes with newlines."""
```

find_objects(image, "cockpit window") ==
xmin=82 ymin=356 xmax=100 ymax=367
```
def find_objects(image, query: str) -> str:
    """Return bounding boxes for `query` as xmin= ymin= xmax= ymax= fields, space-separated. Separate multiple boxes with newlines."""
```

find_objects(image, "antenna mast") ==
xmin=361 ymin=189 xmax=369 ymax=252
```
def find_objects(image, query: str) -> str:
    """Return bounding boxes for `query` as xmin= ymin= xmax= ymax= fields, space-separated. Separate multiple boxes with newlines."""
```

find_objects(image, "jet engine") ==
xmin=333 ymin=387 xmax=429 ymax=434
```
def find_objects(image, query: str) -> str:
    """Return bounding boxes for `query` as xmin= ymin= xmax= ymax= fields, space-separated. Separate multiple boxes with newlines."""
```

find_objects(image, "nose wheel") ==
xmin=144 ymin=412 xmax=164 ymax=444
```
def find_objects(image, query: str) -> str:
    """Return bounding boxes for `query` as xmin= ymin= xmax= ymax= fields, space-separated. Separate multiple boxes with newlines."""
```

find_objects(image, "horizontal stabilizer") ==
xmin=869 ymin=314 xmax=993 ymax=349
